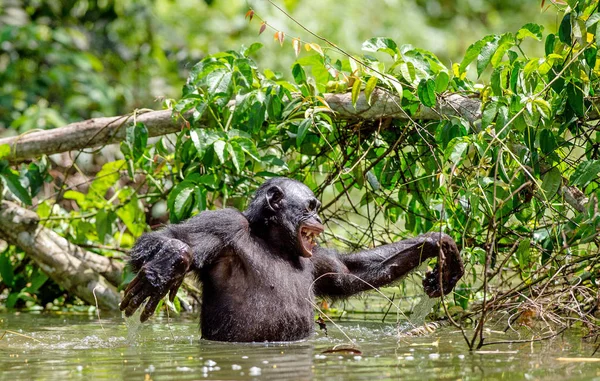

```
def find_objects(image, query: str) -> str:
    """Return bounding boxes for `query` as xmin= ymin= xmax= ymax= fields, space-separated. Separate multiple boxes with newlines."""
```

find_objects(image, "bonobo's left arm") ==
xmin=312 ymin=232 xmax=463 ymax=298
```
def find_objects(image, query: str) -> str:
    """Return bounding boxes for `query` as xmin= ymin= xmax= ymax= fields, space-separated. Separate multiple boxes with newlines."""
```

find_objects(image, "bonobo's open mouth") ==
xmin=298 ymin=221 xmax=325 ymax=258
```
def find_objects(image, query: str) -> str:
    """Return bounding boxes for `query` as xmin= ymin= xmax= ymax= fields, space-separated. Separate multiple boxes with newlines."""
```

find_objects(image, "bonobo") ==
xmin=120 ymin=177 xmax=464 ymax=342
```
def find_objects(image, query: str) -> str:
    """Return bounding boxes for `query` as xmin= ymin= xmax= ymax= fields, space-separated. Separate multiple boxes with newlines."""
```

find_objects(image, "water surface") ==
xmin=0 ymin=313 xmax=598 ymax=380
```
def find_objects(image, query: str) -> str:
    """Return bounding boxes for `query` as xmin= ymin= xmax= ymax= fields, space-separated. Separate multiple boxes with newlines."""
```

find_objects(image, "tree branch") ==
xmin=0 ymin=201 xmax=123 ymax=310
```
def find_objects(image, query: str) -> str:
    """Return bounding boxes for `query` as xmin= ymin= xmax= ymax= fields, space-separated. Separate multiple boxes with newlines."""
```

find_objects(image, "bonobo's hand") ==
xmin=422 ymin=234 xmax=464 ymax=298
xmin=120 ymin=239 xmax=192 ymax=322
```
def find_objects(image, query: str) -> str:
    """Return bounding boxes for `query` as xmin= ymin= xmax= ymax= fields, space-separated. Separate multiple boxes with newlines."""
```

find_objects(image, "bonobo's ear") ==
xmin=266 ymin=185 xmax=284 ymax=212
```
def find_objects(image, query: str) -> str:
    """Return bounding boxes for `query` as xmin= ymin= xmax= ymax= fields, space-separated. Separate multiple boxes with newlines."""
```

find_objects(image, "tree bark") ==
xmin=0 ymin=201 xmax=122 ymax=310
xmin=0 ymin=90 xmax=484 ymax=162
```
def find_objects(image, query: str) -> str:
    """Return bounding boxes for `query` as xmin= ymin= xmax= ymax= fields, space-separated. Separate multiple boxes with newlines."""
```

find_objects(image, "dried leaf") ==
xmin=259 ymin=22 xmax=267 ymax=35
xmin=310 ymin=43 xmax=324 ymax=56
xmin=304 ymin=43 xmax=312 ymax=52
xmin=274 ymin=31 xmax=284 ymax=46
xmin=245 ymin=9 xmax=254 ymax=22
xmin=292 ymin=38 xmax=301 ymax=57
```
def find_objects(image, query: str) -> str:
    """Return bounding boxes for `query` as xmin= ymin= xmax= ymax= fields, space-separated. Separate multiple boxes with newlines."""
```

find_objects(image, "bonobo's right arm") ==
xmin=120 ymin=209 xmax=246 ymax=321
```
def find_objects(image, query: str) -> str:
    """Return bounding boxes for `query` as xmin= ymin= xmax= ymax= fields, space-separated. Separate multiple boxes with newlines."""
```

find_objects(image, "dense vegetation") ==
xmin=0 ymin=0 xmax=598 ymax=348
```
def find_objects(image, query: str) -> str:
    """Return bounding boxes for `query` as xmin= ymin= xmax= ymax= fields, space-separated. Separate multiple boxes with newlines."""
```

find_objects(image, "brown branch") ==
xmin=0 ymin=90 xmax=480 ymax=163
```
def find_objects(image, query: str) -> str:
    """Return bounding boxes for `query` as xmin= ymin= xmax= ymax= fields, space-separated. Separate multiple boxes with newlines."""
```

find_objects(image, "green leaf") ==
xmin=292 ymin=63 xmax=306 ymax=84
xmin=490 ymin=34 xmax=515 ymax=67
xmin=516 ymin=239 xmax=532 ymax=272
xmin=125 ymin=122 xmax=148 ymax=162
xmin=445 ymin=137 xmax=470 ymax=164
xmin=96 ymin=209 xmax=116 ymax=244
xmin=0 ymin=144 xmax=9 ymax=160
xmin=227 ymin=141 xmax=245 ymax=173
xmin=559 ymin=13 xmax=572 ymax=44
xmin=364 ymin=76 xmax=378 ymax=105
xmin=567 ymin=82 xmax=585 ymax=117
xmin=362 ymin=37 xmax=399 ymax=58
xmin=516 ymin=23 xmax=544 ymax=41
xmin=477 ymin=37 xmax=500 ymax=77
xmin=460 ymin=35 xmax=494 ymax=73
xmin=243 ymin=42 xmax=263 ymax=57
xmin=296 ymin=118 xmax=311 ymax=147
xmin=417 ymin=78 xmax=436 ymax=107
xmin=213 ymin=140 xmax=226 ymax=163
xmin=1 ymin=171 xmax=32 ymax=205
xmin=570 ymin=160 xmax=600 ymax=187
xmin=399 ymin=62 xmax=417 ymax=85
xmin=585 ymin=13 xmax=600 ymax=28
xmin=167 ymin=181 xmax=196 ymax=223
xmin=539 ymin=129 xmax=556 ymax=154
xmin=541 ymin=167 xmax=562 ymax=200
xmin=481 ymin=101 xmax=498 ymax=129
xmin=116 ymin=196 xmax=145 ymax=237
xmin=89 ymin=161 xmax=123 ymax=203
xmin=434 ymin=71 xmax=449 ymax=92
xmin=384 ymin=77 xmax=404 ymax=103
xmin=545 ymin=33 xmax=556 ymax=55
xmin=0 ymin=251 xmax=14 ymax=287
xmin=63 ymin=190 xmax=87 ymax=207
xmin=235 ymin=138 xmax=261 ymax=161
xmin=351 ymin=77 xmax=362 ymax=108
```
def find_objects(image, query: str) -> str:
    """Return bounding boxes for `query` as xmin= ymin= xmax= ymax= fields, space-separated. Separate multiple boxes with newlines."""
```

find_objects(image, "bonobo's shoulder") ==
xmin=188 ymin=208 xmax=249 ymax=237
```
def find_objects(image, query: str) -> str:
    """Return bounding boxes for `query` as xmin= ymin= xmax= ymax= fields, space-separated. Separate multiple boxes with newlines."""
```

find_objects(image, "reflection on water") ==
xmin=0 ymin=312 xmax=599 ymax=380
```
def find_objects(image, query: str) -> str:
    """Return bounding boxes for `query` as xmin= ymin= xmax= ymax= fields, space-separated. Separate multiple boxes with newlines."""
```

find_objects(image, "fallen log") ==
xmin=0 ymin=201 xmax=122 ymax=310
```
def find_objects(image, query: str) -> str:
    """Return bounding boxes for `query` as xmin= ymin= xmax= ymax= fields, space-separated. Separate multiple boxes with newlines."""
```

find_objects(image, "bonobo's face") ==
xmin=261 ymin=179 xmax=325 ymax=257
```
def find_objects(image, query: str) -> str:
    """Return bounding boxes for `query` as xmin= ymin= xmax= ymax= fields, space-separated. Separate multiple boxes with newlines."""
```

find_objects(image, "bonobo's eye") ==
xmin=306 ymin=198 xmax=320 ymax=213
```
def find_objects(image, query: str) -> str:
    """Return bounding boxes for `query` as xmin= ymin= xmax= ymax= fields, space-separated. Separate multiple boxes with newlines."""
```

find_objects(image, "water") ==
xmin=0 ymin=312 xmax=599 ymax=380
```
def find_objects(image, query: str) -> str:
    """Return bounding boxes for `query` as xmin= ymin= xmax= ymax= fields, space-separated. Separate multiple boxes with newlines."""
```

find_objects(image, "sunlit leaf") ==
xmin=0 ymin=144 xmax=9 ymax=159
xmin=364 ymin=76 xmax=378 ymax=105
xmin=274 ymin=31 xmax=284 ymax=46
xmin=460 ymin=35 xmax=494 ymax=73
xmin=309 ymin=43 xmax=324 ymax=56
xmin=445 ymin=137 xmax=470 ymax=164
xmin=570 ymin=160 xmax=600 ymax=187
xmin=1 ymin=171 xmax=31 ymax=205
xmin=477 ymin=37 xmax=499 ymax=77
xmin=362 ymin=37 xmax=399 ymax=58
xmin=351 ymin=77 xmax=362 ymax=108
xmin=227 ymin=141 xmax=245 ymax=173
xmin=213 ymin=140 xmax=226 ymax=163
xmin=292 ymin=38 xmax=301 ymax=57
xmin=516 ymin=23 xmax=544 ymax=41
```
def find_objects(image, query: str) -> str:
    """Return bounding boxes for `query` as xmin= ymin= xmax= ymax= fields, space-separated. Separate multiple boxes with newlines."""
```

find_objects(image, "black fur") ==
xmin=120 ymin=177 xmax=464 ymax=342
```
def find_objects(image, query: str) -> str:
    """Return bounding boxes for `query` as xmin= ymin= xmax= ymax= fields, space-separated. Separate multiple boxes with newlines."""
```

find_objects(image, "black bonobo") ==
xmin=120 ymin=177 xmax=464 ymax=342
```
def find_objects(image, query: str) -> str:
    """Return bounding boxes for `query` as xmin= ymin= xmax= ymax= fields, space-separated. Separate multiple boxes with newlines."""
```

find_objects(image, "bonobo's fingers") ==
xmin=124 ymin=290 xmax=150 ymax=317
xmin=120 ymin=275 xmax=143 ymax=311
xmin=169 ymin=282 xmax=180 ymax=302
xmin=141 ymin=296 xmax=161 ymax=323
xmin=121 ymin=238 xmax=192 ymax=321
xmin=422 ymin=234 xmax=464 ymax=298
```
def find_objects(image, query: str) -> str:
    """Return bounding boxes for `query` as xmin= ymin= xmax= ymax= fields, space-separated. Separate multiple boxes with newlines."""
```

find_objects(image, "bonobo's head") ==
xmin=244 ymin=177 xmax=324 ymax=257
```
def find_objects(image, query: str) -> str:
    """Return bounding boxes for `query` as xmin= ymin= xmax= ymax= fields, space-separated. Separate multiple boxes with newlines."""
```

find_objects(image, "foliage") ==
xmin=0 ymin=1 xmax=598 ymax=332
